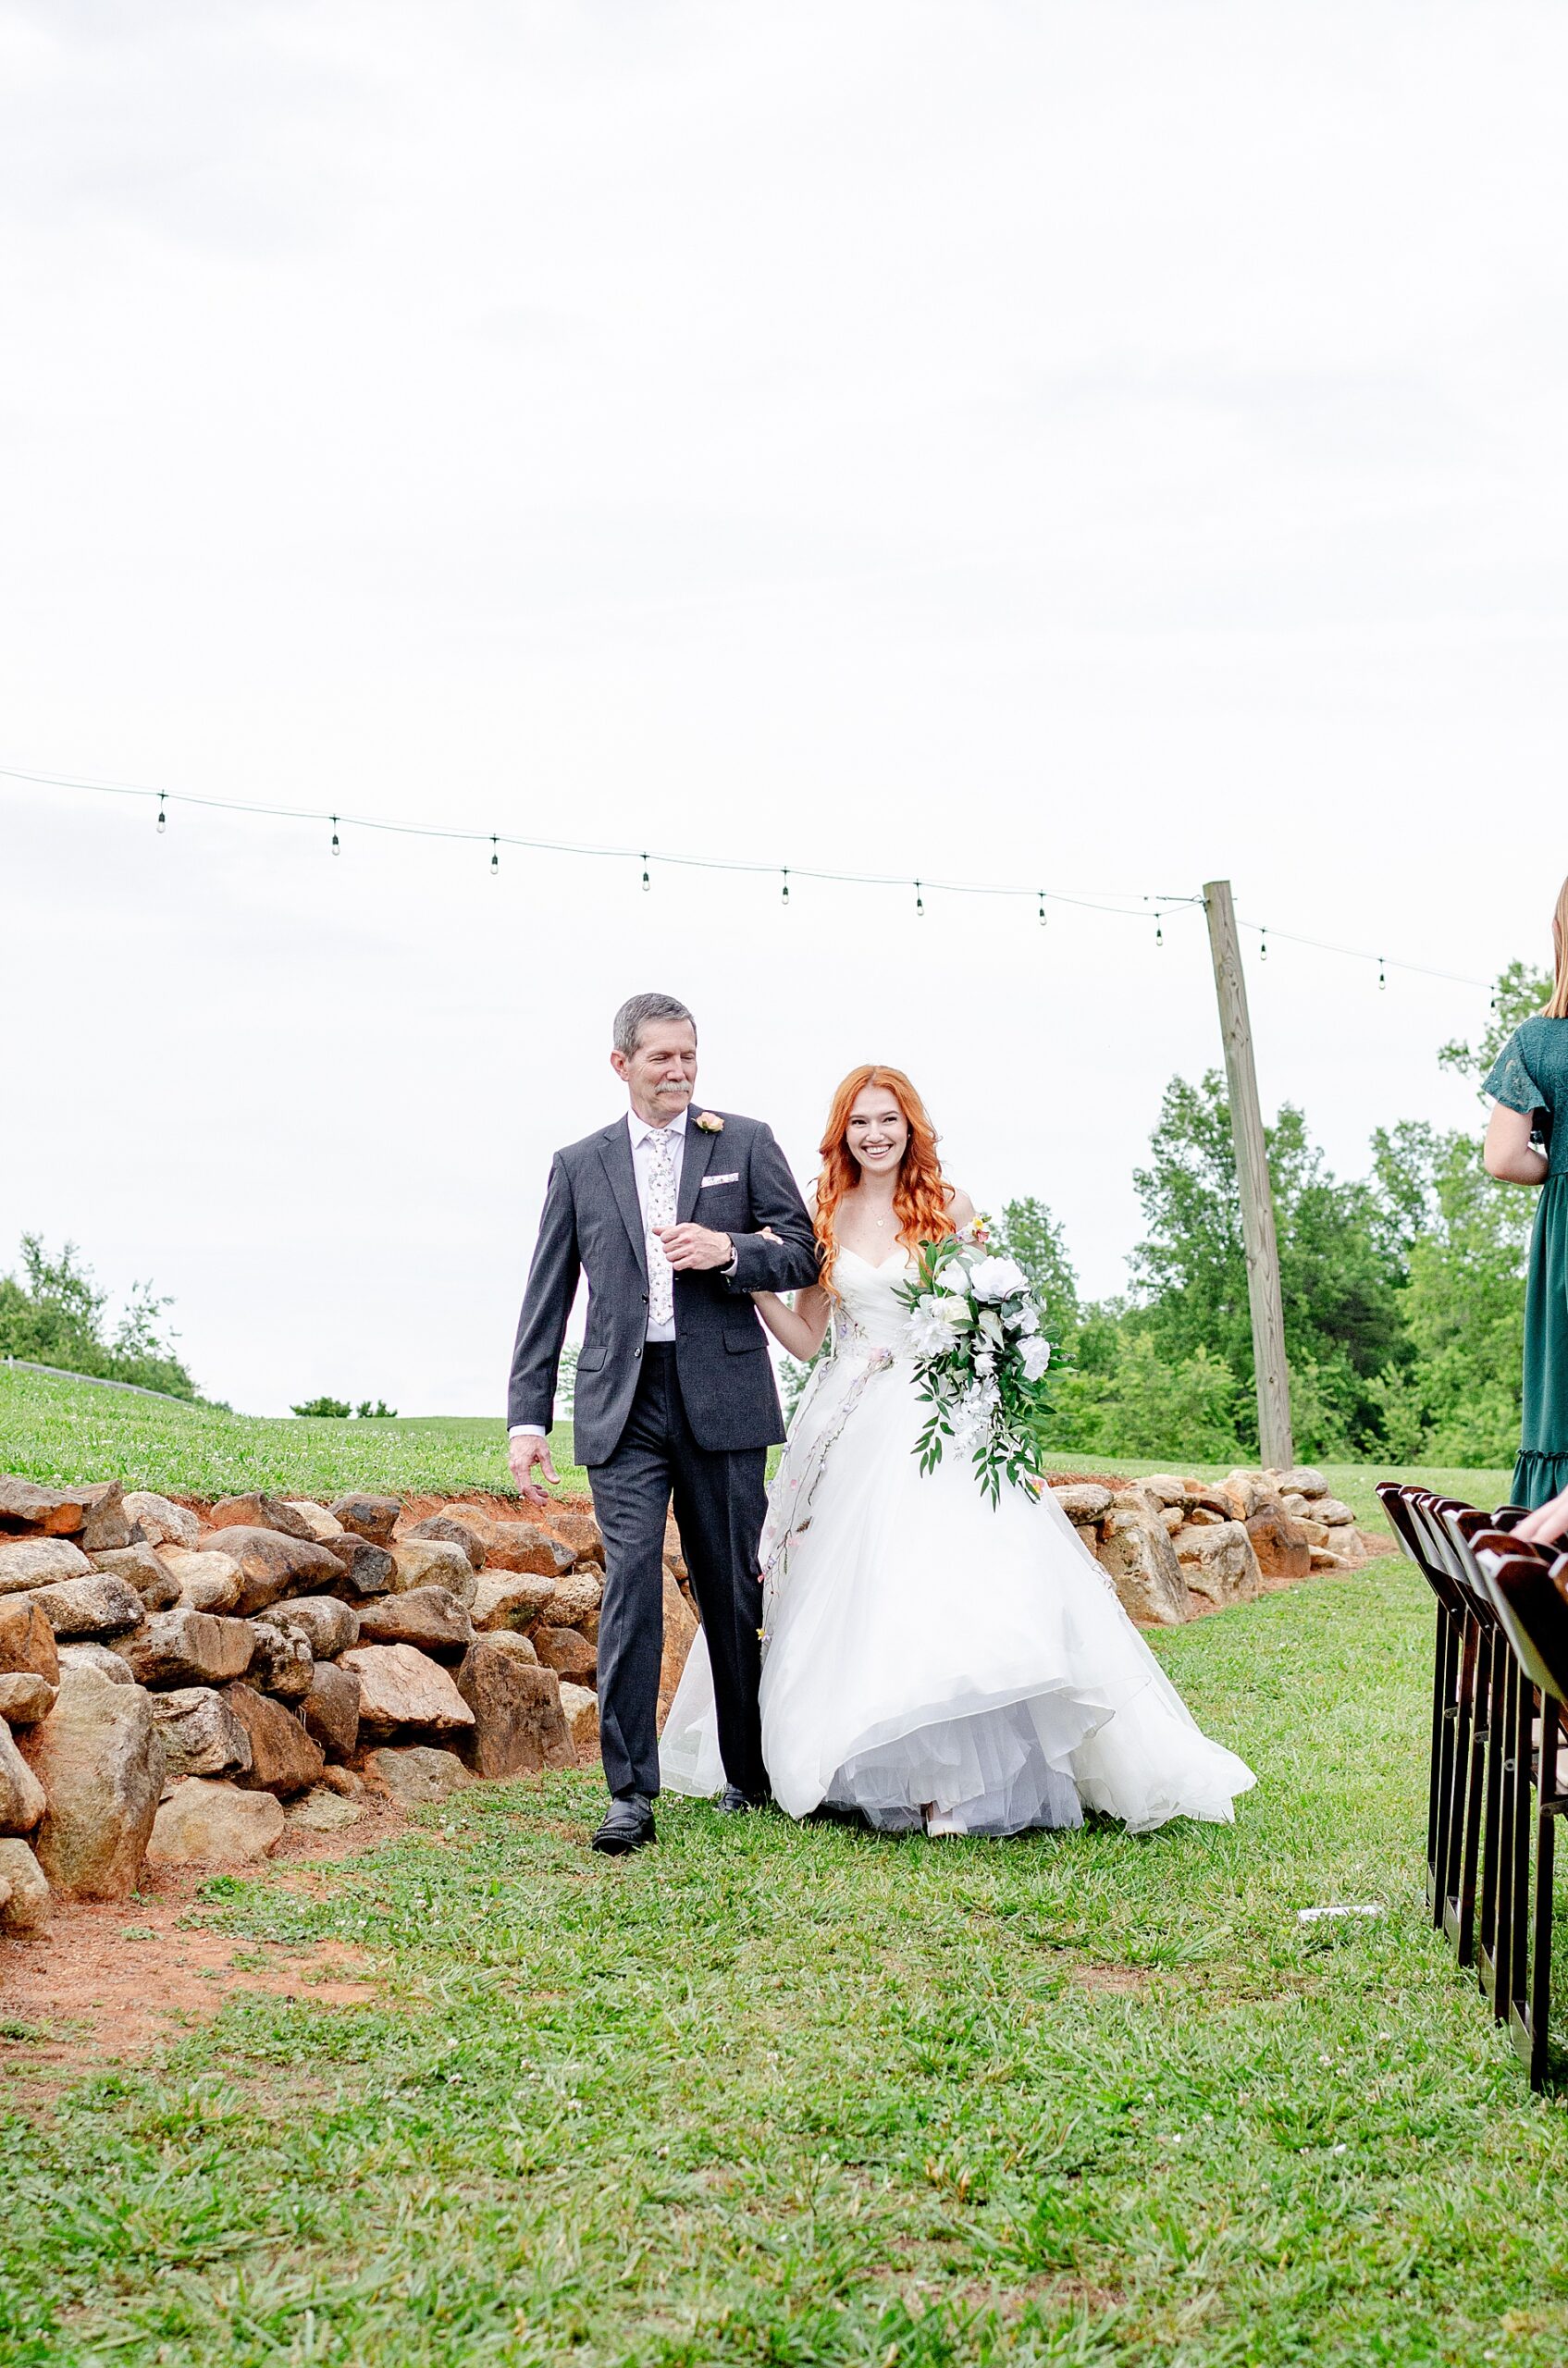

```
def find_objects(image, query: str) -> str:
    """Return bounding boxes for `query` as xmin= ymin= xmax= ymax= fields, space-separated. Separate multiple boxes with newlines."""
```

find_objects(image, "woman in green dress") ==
xmin=1485 ymin=877 xmax=1568 ymax=1515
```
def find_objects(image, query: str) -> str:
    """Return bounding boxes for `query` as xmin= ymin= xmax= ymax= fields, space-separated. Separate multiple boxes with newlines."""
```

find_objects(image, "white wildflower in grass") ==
xmin=894 ymin=1223 xmax=1056 ymax=1505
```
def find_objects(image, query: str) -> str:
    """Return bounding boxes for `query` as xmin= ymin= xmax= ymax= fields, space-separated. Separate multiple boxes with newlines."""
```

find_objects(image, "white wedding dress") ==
xmin=660 ymin=1247 xmax=1256 ymax=1835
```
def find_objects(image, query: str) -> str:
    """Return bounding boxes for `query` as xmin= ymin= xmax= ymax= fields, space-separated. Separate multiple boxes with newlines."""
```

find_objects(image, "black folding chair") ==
xmin=1379 ymin=1483 xmax=1476 ymax=1935
xmin=1470 ymin=1533 xmax=1568 ymax=2089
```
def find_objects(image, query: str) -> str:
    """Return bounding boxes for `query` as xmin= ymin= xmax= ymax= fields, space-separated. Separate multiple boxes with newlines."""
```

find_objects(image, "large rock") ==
xmin=160 ymin=1548 xmax=243 ymax=1611
xmin=90 ymin=1543 xmax=181 ymax=1610
xmin=221 ymin=1684 xmax=326 ymax=1795
xmin=17 ymin=1669 xmax=167 ymax=1898
xmin=246 ymin=1621 xmax=315 ymax=1701
xmin=148 ymin=1778 xmax=284 ymax=1865
xmin=339 ymin=1644 xmax=475 ymax=1737
xmin=28 ymin=1572 xmax=145 ymax=1639
xmin=438 ymin=1505 xmax=574 ymax=1578
xmin=209 ymin=1492 xmax=317 ymax=1540
xmin=355 ymin=1586 xmax=475 ymax=1660
xmin=1245 ymin=1507 xmax=1312 ymax=1580
xmin=471 ymin=1572 xmax=557 ymax=1632
xmin=1315 ymin=1497 xmax=1356 ymax=1529
xmin=258 ymin=1596 xmax=359 ymax=1659
xmin=148 ymin=1686 xmax=254 ymax=1780
xmin=0 ymin=1593 xmax=59 ymax=1684
xmin=0 ymin=1476 xmax=111 ymax=1536
xmin=0 ymin=1837 xmax=52 ymax=1934
xmin=1276 ymin=1467 xmax=1328 ymax=1501
xmin=116 ymin=1608 xmax=255 ymax=1689
xmin=550 ymin=1509 xmax=603 ymax=1567
xmin=0 ymin=1673 xmax=56 ymax=1724
xmin=658 ymin=1564 xmax=698 ymax=1725
xmin=533 ymin=1624 xmax=597 ymax=1683
xmin=1170 ymin=1519 xmax=1262 ymax=1609
xmin=0 ymin=1536 xmax=93 ymax=1595
xmin=285 ymin=1784 xmax=363 ymax=1832
xmin=0 ymin=1720 xmax=47 ymax=1833
xmin=200 ymin=1526 xmax=346 ymax=1616
xmin=389 ymin=1538 xmax=477 ymax=1605
xmin=1049 ymin=1482 xmax=1114 ymax=1524
xmin=122 ymin=1492 xmax=201 ymax=1551
xmin=537 ymin=1570 xmax=603 ymax=1629
xmin=404 ymin=1513 xmax=486 ymax=1571
xmin=0 ymin=1478 xmax=131 ymax=1551
xmin=327 ymin=1493 xmax=401 ymax=1544
xmin=364 ymin=1745 xmax=470 ymax=1808
xmin=1140 ymin=1474 xmax=1192 ymax=1510
xmin=1095 ymin=1508 xmax=1193 ymax=1626
xmin=283 ymin=1500 xmax=344 ymax=1542
xmin=320 ymin=1536 xmax=396 ymax=1597
xmin=557 ymin=1679 xmax=600 ymax=1767
xmin=56 ymin=1641 xmax=133 ymax=1684
xmin=302 ymin=1662 xmax=360 ymax=1762
xmin=454 ymin=1636 xmax=574 ymax=1777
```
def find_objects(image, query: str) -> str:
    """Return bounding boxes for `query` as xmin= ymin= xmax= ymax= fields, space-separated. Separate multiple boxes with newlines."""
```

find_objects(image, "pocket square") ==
xmin=700 ymin=1172 xmax=740 ymax=1188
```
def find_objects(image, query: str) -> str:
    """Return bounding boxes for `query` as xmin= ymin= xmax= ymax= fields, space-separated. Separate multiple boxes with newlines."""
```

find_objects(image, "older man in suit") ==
xmin=507 ymin=992 xmax=820 ymax=1853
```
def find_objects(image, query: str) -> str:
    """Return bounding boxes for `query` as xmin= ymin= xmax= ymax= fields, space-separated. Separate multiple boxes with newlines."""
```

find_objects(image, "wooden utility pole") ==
xmin=1203 ymin=879 xmax=1294 ymax=1471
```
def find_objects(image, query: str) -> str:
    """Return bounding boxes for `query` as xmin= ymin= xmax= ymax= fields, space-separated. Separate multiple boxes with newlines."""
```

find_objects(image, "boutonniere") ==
xmin=694 ymin=1111 xmax=724 ymax=1133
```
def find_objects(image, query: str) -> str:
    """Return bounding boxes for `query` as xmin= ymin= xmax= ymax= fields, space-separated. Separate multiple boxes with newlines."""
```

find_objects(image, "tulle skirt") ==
xmin=659 ymin=1343 xmax=1255 ymax=1836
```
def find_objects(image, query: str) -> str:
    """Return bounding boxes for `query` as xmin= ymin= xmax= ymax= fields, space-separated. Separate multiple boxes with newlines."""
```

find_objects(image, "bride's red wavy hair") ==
xmin=814 ymin=1066 xmax=956 ymax=1294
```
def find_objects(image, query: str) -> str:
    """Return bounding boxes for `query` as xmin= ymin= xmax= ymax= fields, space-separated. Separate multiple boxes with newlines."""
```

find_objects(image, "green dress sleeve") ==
xmin=1482 ymin=1029 xmax=1547 ymax=1115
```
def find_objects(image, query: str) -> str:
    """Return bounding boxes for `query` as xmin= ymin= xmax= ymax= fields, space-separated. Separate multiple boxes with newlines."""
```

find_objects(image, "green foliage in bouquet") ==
xmin=895 ymin=1231 xmax=1055 ymax=1506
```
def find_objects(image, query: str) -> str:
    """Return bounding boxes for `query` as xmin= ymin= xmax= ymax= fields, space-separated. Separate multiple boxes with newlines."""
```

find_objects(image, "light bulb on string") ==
xmin=330 ymin=816 xmax=340 ymax=857
xmin=781 ymin=868 xmax=790 ymax=908
xmin=915 ymin=880 xmax=924 ymax=918
xmin=155 ymin=795 xmax=166 ymax=835
xmin=489 ymin=837 xmax=499 ymax=877
xmin=1378 ymin=956 xmax=1387 ymax=992
xmin=641 ymin=854 xmax=650 ymax=893
xmin=1037 ymin=890 xmax=1046 ymax=927
xmin=1154 ymin=917 xmax=1164 ymax=950
xmin=1258 ymin=925 xmax=1267 ymax=962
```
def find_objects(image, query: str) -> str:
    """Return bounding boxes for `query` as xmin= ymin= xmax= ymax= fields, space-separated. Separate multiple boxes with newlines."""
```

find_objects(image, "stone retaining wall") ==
xmin=0 ymin=1462 xmax=1379 ymax=1930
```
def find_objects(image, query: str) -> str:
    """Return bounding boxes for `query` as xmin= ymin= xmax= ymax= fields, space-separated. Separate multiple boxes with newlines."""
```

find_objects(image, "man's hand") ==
xmin=508 ymin=1432 xmax=559 ymax=1507
xmin=1515 ymin=1486 xmax=1568 ymax=1548
xmin=655 ymin=1222 xmax=734 ymax=1272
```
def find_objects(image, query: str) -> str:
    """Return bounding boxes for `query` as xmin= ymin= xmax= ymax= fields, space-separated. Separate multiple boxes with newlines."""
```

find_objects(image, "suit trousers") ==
xmin=588 ymin=1343 xmax=769 ymax=1801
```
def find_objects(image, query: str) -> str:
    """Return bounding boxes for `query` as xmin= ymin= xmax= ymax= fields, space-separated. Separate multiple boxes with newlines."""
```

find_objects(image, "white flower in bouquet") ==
xmin=907 ymin=1304 xmax=959 ymax=1360
xmin=1019 ymin=1336 xmax=1053 ymax=1382
xmin=1008 ymin=1302 xmax=1041 ymax=1336
xmin=968 ymin=1254 xmax=1029 ymax=1302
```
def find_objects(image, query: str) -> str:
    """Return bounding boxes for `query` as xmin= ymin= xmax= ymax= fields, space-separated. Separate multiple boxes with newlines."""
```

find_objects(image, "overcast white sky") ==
xmin=4 ymin=2 xmax=1566 ymax=1416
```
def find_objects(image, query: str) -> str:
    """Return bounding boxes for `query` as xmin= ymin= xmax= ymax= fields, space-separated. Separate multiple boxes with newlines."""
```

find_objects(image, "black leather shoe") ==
xmin=716 ymin=1785 xmax=770 ymax=1815
xmin=592 ymin=1794 xmax=656 ymax=1855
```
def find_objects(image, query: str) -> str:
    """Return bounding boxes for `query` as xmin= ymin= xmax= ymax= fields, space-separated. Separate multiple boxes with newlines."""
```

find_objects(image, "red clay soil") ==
xmin=0 ymin=1814 xmax=405 ymax=2095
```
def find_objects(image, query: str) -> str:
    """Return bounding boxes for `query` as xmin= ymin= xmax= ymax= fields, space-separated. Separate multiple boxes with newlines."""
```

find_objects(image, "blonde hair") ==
xmin=1549 ymin=877 xmax=1568 ymax=1018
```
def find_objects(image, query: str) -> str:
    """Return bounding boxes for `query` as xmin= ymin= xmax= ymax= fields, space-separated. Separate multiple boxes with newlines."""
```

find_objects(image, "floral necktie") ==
xmin=647 ymin=1128 xmax=678 ymax=1328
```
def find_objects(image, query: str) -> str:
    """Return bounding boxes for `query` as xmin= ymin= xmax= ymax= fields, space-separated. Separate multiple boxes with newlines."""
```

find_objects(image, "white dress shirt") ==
xmin=511 ymin=1107 xmax=698 ymax=1438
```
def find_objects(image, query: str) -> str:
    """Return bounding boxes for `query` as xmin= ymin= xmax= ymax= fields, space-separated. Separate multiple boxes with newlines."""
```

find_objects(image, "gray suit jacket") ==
xmin=507 ymin=1110 xmax=821 ymax=1466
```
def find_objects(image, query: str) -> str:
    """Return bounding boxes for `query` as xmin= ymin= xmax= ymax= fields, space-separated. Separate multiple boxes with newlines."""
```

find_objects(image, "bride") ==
xmin=660 ymin=1066 xmax=1255 ymax=1836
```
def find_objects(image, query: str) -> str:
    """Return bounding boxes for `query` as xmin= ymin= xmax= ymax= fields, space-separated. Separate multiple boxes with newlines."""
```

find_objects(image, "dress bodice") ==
xmin=831 ymin=1246 xmax=919 ymax=1354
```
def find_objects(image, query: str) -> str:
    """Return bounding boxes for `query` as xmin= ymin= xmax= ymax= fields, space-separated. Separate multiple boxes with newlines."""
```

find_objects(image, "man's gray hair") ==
xmin=613 ymin=992 xmax=697 ymax=1056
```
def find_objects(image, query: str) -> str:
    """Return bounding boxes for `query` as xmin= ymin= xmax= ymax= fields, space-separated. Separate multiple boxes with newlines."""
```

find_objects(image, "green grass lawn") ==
xmin=0 ymin=1367 xmax=1519 ymax=1534
xmin=6 ymin=1560 xmax=1568 ymax=2364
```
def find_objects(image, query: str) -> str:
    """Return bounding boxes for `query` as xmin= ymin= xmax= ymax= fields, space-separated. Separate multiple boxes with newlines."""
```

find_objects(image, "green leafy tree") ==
xmin=1127 ymin=1072 xmax=1408 ymax=1455
xmin=1365 ymin=1119 xmax=1530 ymax=1464
xmin=0 ymin=1234 xmax=198 ymax=1399
xmin=1039 ymin=1335 xmax=1244 ymax=1462
xmin=992 ymin=1197 xmax=1080 ymax=1350
xmin=291 ymin=1395 xmax=352 ymax=1419
xmin=1439 ymin=959 xmax=1552 ymax=1089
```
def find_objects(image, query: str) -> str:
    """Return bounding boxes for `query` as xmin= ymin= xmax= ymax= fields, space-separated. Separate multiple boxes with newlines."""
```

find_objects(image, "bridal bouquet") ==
xmin=895 ymin=1227 xmax=1054 ymax=1505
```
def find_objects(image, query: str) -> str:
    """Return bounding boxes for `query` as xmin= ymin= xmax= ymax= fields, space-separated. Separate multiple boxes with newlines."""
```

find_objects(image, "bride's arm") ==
xmin=752 ymin=1283 xmax=832 ymax=1361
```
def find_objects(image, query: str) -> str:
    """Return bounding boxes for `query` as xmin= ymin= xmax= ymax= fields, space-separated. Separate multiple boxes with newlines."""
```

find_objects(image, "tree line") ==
xmin=996 ymin=962 xmax=1544 ymax=1468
